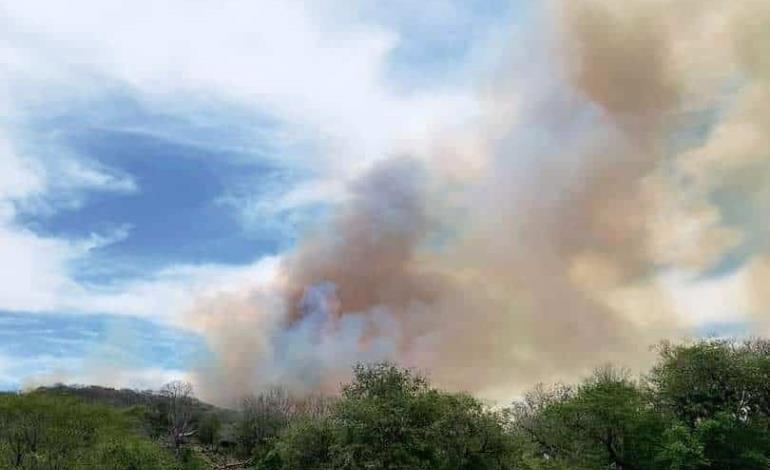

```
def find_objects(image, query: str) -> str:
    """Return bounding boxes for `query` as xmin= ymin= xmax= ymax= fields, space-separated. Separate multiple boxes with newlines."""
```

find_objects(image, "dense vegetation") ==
xmin=2 ymin=339 xmax=770 ymax=469
xmin=242 ymin=339 xmax=770 ymax=469
xmin=0 ymin=392 xmax=180 ymax=469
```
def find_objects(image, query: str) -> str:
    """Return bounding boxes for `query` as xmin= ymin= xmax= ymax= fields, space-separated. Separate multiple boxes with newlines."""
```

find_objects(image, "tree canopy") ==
xmin=3 ymin=339 xmax=770 ymax=469
xmin=251 ymin=340 xmax=770 ymax=469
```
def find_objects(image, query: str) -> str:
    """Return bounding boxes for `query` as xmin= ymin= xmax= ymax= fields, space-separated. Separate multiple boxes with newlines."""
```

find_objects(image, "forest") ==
xmin=2 ymin=338 xmax=769 ymax=469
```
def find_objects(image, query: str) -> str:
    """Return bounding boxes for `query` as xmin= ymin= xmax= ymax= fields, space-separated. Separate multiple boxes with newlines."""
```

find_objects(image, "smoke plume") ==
xmin=190 ymin=0 xmax=770 ymax=405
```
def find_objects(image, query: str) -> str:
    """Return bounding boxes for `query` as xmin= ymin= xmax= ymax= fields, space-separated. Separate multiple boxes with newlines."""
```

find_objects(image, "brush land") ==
xmin=2 ymin=339 xmax=769 ymax=469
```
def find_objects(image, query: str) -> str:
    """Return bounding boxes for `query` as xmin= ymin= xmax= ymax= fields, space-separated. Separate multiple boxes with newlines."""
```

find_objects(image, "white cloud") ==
xmin=53 ymin=158 xmax=137 ymax=197
xmin=73 ymin=256 xmax=282 ymax=324
xmin=2 ymin=0 xmax=479 ymax=174
xmin=661 ymin=269 xmax=750 ymax=327
xmin=0 ymin=129 xmax=139 ymax=314
xmin=0 ymin=137 xmax=43 ymax=205
xmin=0 ymin=225 xmax=78 ymax=312
xmin=0 ymin=0 xmax=483 ymax=327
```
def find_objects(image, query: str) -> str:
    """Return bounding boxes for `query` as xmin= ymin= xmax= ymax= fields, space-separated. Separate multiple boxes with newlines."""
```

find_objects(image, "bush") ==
xmin=0 ymin=392 xmax=179 ymax=469
xmin=259 ymin=363 xmax=516 ymax=470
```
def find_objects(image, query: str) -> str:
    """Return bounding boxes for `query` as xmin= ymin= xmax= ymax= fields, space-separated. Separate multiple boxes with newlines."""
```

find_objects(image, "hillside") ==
xmin=0 ymin=390 xmax=186 ymax=469
xmin=0 ymin=384 xmax=248 ymax=469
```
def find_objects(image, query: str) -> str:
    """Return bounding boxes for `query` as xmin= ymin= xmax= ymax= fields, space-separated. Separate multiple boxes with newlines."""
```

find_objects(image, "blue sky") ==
xmin=19 ymin=100 xmax=304 ymax=267
xmin=0 ymin=311 xmax=205 ymax=390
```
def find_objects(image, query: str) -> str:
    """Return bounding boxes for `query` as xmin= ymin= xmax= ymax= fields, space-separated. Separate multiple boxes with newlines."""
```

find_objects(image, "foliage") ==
xmin=237 ymin=387 xmax=295 ymax=457
xmin=236 ymin=386 xmax=335 ymax=460
xmin=650 ymin=340 xmax=770 ymax=468
xmin=252 ymin=344 xmax=770 ymax=469
xmin=0 ymin=392 xmax=178 ymax=469
xmin=198 ymin=411 xmax=222 ymax=448
xmin=260 ymin=363 xmax=515 ymax=469
xmin=4 ymin=339 xmax=770 ymax=470
xmin=510 ymin=339 xmax=770 ymax=469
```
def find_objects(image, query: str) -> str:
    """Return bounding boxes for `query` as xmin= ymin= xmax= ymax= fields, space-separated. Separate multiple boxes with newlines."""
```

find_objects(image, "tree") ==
xmin=511 ymin=368 xmax=667 ymax=470
xmin=267 ymin=418 xmax=336 ymax=470
xmin=160 ymin=380 xmax=195 ymax=457
xmin=0 ymin=392 xmax=178 ymax=469
xmin=198 ymin=412 xmax=222 ymax=450
xmin=649 ymin=340 xmax=770 ymax=468
xmin=509 ymin=340 xmax=770 ymax=469
xmin=237 ymin=387 xmax=296 ymax=458
xmin=263 ymin=363 xmax=518 ymax=469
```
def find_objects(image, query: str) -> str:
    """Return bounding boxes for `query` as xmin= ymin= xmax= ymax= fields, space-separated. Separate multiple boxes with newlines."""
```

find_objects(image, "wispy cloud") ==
xmin=0 ymin=0 xmax=490 ymax=330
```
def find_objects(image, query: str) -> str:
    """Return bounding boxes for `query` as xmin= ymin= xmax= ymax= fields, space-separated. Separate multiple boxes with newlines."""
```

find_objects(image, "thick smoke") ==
xmin=190 ymin=0 xmax=770 ymax=405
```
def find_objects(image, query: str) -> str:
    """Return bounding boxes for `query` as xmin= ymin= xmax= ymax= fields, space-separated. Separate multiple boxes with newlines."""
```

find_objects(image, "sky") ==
xmin=0 ymin=0 xmax=767 ymax=403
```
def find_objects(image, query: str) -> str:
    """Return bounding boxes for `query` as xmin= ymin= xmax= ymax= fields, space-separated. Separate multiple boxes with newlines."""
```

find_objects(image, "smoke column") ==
xmin=190 ymin=0 xmax=770 ymax=405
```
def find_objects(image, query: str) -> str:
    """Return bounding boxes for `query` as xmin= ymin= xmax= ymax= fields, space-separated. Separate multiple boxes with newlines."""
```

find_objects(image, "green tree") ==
xmin=650 ymin=340 xmax=770 ymax=468
xmin=512 ymin=368 xmax=667 ymax=470
xmin=263 ymin=363 xmax=517 ymax=469
xmin=266 ymin=418 xmax=336 ymax=470
xmin=511 ymin=340 xmax=770 ymax=470
xmin=0 ymin=392 xmax=179 ymax=469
